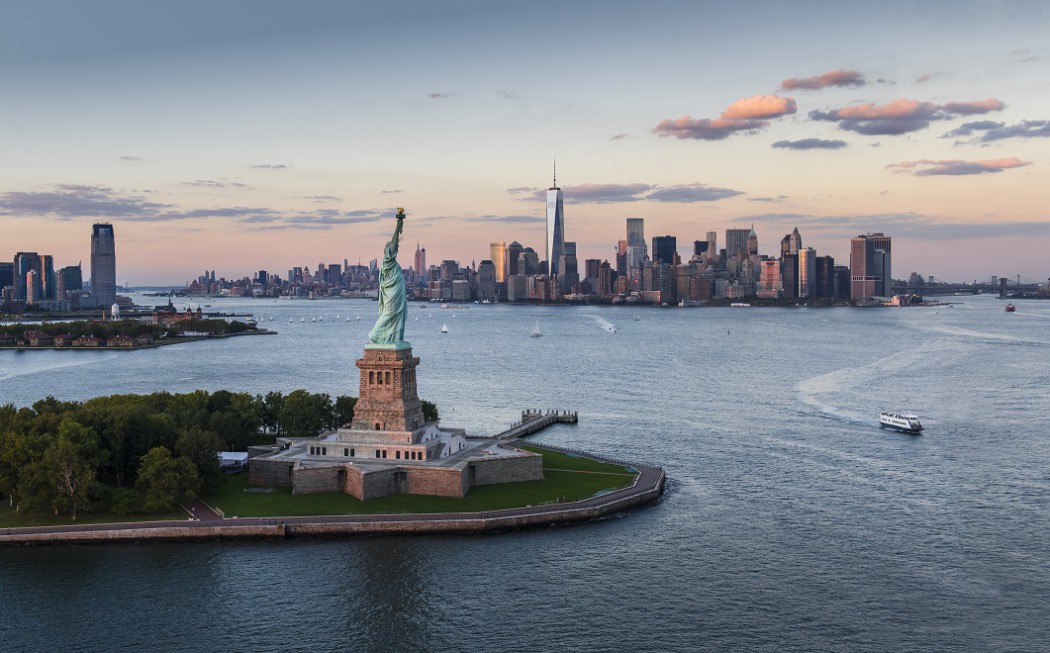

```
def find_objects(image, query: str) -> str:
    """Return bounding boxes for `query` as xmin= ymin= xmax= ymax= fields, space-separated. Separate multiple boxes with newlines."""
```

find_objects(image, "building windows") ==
xmin=382 ymin=450 xmax=387 ymax=458
xmin=385 ymin=371 xmax=391 ymax=385
xmin=369 ymin=371 xmax=374 ymax=384
xmin=344 ymin=448 xmax=349 ymax=457
xmin=396 ymin=451 xmax=401 ymax=459
xmin=350 ymin=448 xmax=355 ymax=457
xmin=375 ymin=450 xmax=381 ymax=458
xmin=321 ymin=447 xmax=327 ymax=455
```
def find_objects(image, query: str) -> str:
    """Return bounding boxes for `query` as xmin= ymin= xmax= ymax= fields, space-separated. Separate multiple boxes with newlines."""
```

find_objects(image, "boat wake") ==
xmin=796 ymin=339 xmax=954 ymax=424
xmin=0 ymin=353 xmax=119 ymax=383
xmin=587 ymin=315 xmax=618 ymax=333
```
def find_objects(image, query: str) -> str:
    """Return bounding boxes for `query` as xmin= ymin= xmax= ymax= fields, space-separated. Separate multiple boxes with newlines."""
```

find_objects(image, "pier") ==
xmin=495 ymin=409 xmax=579 ymax=442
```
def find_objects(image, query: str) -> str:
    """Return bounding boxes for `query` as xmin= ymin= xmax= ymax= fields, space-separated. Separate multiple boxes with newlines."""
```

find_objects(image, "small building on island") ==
xmin=72 ymin=335 xmax=104 ymax=347
xmin=52 ymin=333 xmax=75 ymax=347
xmin=25 ymin=330 xmax=53 ymax=347
xmin=107 ymin=334 xmax=136 ymax=348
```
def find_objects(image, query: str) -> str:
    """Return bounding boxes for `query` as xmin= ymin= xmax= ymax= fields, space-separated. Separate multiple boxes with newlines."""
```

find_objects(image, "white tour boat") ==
xmin=441 ymin=324 xmax=448 ymax=334
xmin=529 ymin=321 xmax=542 ymax=337
xmin=879 ymin=412 xmax=924 ymax=434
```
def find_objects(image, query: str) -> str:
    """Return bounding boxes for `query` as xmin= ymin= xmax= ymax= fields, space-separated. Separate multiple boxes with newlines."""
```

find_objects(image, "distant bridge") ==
xmin=896 ymin=274 xmax=1046 ymax=297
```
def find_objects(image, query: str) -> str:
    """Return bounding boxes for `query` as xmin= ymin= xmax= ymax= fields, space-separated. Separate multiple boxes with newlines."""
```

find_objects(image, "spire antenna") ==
xmin=553 ymin=158 xmax=557 ymax=187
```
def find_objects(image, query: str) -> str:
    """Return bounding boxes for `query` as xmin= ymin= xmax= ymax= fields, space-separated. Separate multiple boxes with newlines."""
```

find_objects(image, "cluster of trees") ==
xmin=0 ymin=318 xmax=257 ymax=341
xmin=0 ymin=390 xmax=439 ymax=521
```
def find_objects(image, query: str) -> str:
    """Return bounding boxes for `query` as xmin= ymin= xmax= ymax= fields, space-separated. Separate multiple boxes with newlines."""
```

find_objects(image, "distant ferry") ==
xmin=879 ymin=412 xmax=924 ymax=434
xmin=730 ymin=302 xmax=751 ymax=307
xmin=1005 ymin=303 xmax=1016 ymax=312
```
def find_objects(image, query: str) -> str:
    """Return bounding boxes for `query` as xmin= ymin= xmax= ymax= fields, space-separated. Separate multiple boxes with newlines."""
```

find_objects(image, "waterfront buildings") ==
xmin=91 ymin=223 xmax=117 ymax=307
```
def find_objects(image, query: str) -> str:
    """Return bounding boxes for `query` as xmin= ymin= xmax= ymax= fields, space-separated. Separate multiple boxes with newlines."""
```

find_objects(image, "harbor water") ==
xmin=2 ymin=294 xmax=1049 ymax=652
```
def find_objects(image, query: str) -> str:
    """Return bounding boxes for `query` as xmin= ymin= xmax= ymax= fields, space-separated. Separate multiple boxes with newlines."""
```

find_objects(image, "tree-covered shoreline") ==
xmin=0 ymin=390 xmax=439 ymax=522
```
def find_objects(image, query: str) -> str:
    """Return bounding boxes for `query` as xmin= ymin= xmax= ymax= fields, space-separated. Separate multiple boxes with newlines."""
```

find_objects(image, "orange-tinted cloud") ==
xmin=721 ymin=94 xmax=797 ymax=119
xmin=655 ymin=94 xmax=795 ymax=140
xmin=886 ymin=157 xmax=1030 ymax=176
xmin=781 ymin=69 xmax=866 ymax=90
xmin=811 ymin=97 xmax=1006 ymax=135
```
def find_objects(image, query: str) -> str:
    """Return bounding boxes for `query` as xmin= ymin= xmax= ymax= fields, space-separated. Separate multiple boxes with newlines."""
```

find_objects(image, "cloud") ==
xmin=654 ymin=94 xmax=795 ymax=141
xmin=645 ymin=184 xmax=745 ymax=202
xmin=508 ymin=182 xmax=744 ymax=203
xmin=748 ymin=195 xmax=788 ymax=202
xmin=809 ymin=97 xmax=1006 ymax=135
xmin=886 ymin=157 xmax=1030 ymax=176
xmin=772 ymin=138 xmax=848 ymax=150
xmin=182 ymin=179 xmax=249 ymax=188
xmin=0 ymin=184 xmax=173 ymax=219
xmin=381 ymin=189 xmax=404 ymax=194
xmin=298 ymin=195 xmax=342 ymax=202
xmin=653 ymin=116 xmax=767 ymax=140
xmin=249 ymin=164 xmax=291 ymax=169
xmin=496 ymin=90 xmax=520 ymax=100
xmin=462 ymin=214 xmax=544 ymax=223
xmin=781 ymin=69 xmax=867 ymax=91
xmin=944 ymin=119 xmax=1050 ymax=143
xmin=610 ymin=133 xmax=631 ymax=141
xmin=119 ymin=155 xmax=142 ymax=161
xmin=745 ymin=211 xmax=1050 ymax=241
xmin=564 ymin=183 xmax=653 ymax=203
xmin=722 ymin=94 xmax=797 ymax=119
xmin=428 ymin=92 xmax=449 ymax=99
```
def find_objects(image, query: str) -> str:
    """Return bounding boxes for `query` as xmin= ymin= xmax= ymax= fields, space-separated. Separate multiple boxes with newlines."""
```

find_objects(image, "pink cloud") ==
xmin=781 ymin=69 xmax=867 ymax=91
xmin=886 ymin=157 xmax=1030 ymax=176
xmin=721 ymin=94 xmax=797 ymax=119
xmin=811 ymin=97 xmax=1006 ymax=135
xmin=655 ymin=94 xmax=795 ymax=141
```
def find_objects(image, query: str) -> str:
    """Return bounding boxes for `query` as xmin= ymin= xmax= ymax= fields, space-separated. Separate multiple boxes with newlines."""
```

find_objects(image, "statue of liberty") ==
xmin=367 ymin=208 xmax=410 ymax=349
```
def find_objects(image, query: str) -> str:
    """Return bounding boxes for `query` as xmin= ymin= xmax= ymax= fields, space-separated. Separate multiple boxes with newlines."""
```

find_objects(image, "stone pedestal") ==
xmin=350 ymin=346 xmax=425 ymax=433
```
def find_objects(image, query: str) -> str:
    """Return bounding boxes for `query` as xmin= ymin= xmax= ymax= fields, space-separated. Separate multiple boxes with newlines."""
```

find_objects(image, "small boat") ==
xmin=356 ymin=315 xmax=361 ymax=321
xmin=879 ymin=412 xmax=924 ymax=434
xmin=311 ymin=317 xmax=316 ymax=322
xmin=346 ymin=317 xmax=351 ymax=322
xmin=633 ymin=314 xmax=641 ymax=321
xmin=336 ymin=314 xmax=340 ymax=319
xmin=300 ymin=317 xmax=305 ymax=323
xmin=441 ymin=324 xmax=448 ymax=333
xmin=529 ymin=321 xmax=542 ymax=337
xmin=288 ymin=318 xmax=293 ymax=324
xmin=269 ymin=316 xmax=273 ymax=321
xmin=1005 ymin=303 xmax=1016 ymax=312
xmin=730 ymin=302 xmax=751 ymax=307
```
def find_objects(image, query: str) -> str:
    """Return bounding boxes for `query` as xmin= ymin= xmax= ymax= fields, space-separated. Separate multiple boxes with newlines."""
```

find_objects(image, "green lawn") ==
xmin=207 ymin=446 xmax=636 ymax=517
xmin=0 ymin=504 xmax=185 ymax=528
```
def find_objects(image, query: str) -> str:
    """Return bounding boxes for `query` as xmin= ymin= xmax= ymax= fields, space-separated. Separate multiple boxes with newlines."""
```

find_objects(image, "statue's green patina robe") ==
xmin=367 ymin=211 xmax=409 ymax=348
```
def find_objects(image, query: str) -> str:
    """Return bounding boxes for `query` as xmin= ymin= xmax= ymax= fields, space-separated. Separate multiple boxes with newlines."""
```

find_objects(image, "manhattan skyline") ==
xmin=3 ymin=0 xmax=1049 ymax=284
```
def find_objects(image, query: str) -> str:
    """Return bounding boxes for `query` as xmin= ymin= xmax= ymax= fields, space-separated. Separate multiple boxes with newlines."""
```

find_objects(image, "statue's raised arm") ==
xmin=367 ymin=208 xmax=410 ymax=349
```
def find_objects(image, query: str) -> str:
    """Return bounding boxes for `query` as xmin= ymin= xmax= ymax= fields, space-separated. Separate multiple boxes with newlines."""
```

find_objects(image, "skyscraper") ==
xmin=414 ymin=242 xmax=426 ymax=276
xmin=506 ymin=241 xmax=523 ymax=277
xmin=781 ymin=227 xmax=802 ymax=258
xmin=798 ymin=247 xmax=817 ymax=298
xmin=725 ymin=228 xmax=750 ymax=260
xmin=90 ymin=223 xmax=117 ymax=306
xmin=489 ymin=241 xmax=507 ymax=283
xmin=626 ymin=218 xmax=647 ymax=270
xmin=546 ymin=163 xmax=565 ymax=279
xmin=13 ymin=252 xmax=42 ymax=303
xmin=850 ymin=233 xmax=892 ymax=300
xmin=0 ymin=262 xmax=13 ymax=291
xmin=652 ymin=236 xmax=677 ymax=266
xmin=706 ymin=231 xmax=717 ymax=260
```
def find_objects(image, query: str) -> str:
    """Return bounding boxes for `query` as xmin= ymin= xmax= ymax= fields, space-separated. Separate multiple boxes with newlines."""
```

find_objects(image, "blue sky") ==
xmin=3 ymin=0 xmax=1048 ymax=283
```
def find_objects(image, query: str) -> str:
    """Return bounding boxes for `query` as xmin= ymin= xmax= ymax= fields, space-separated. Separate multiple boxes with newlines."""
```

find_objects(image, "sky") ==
xmin=2 ymin=0 xmax=1048 ymax=285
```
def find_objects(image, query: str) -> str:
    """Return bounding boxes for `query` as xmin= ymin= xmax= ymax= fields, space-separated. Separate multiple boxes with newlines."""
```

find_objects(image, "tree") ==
xmin=0 ymin=430 xmax=33 ymax=509
xmin=258 ymin=391 xmax=285 ymax=434
xmin=175 ymin=427 xmax=225 ymax=492
xmin=422 ymin=400 xmax=439 ymax=423
xmin=135 ymin=447 xmax=201 ymax=514
xmin=279 ymin=390 xmax=334 ymax=438
xmin=43 ymin=434 xmax=95 ymax=520
xmin=334 ymin=396 xmax=357 ymax=427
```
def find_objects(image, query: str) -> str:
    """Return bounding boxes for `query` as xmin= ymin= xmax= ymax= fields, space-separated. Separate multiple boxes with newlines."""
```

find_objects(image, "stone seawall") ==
xmin=1 ymin=449 xmax=665 ymax=545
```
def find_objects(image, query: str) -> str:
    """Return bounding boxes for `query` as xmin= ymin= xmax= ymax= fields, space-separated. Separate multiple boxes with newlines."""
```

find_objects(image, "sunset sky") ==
xmin=3 ymin=0 xmax=1048 ymax=285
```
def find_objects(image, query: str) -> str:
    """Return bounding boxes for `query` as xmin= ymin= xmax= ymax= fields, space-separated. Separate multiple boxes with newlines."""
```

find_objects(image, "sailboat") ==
xmin=289 ymin=318 xmax=294 ymax=324
xmin=441 ymin=324 xmax=448 ymax=334
xmin=529 ymin=321 xmax=542 ymax=337
xmin=300 ymin=316 xmax=305 ymax=323
xmin=346 ymin=316 xmax=351 ymax=322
